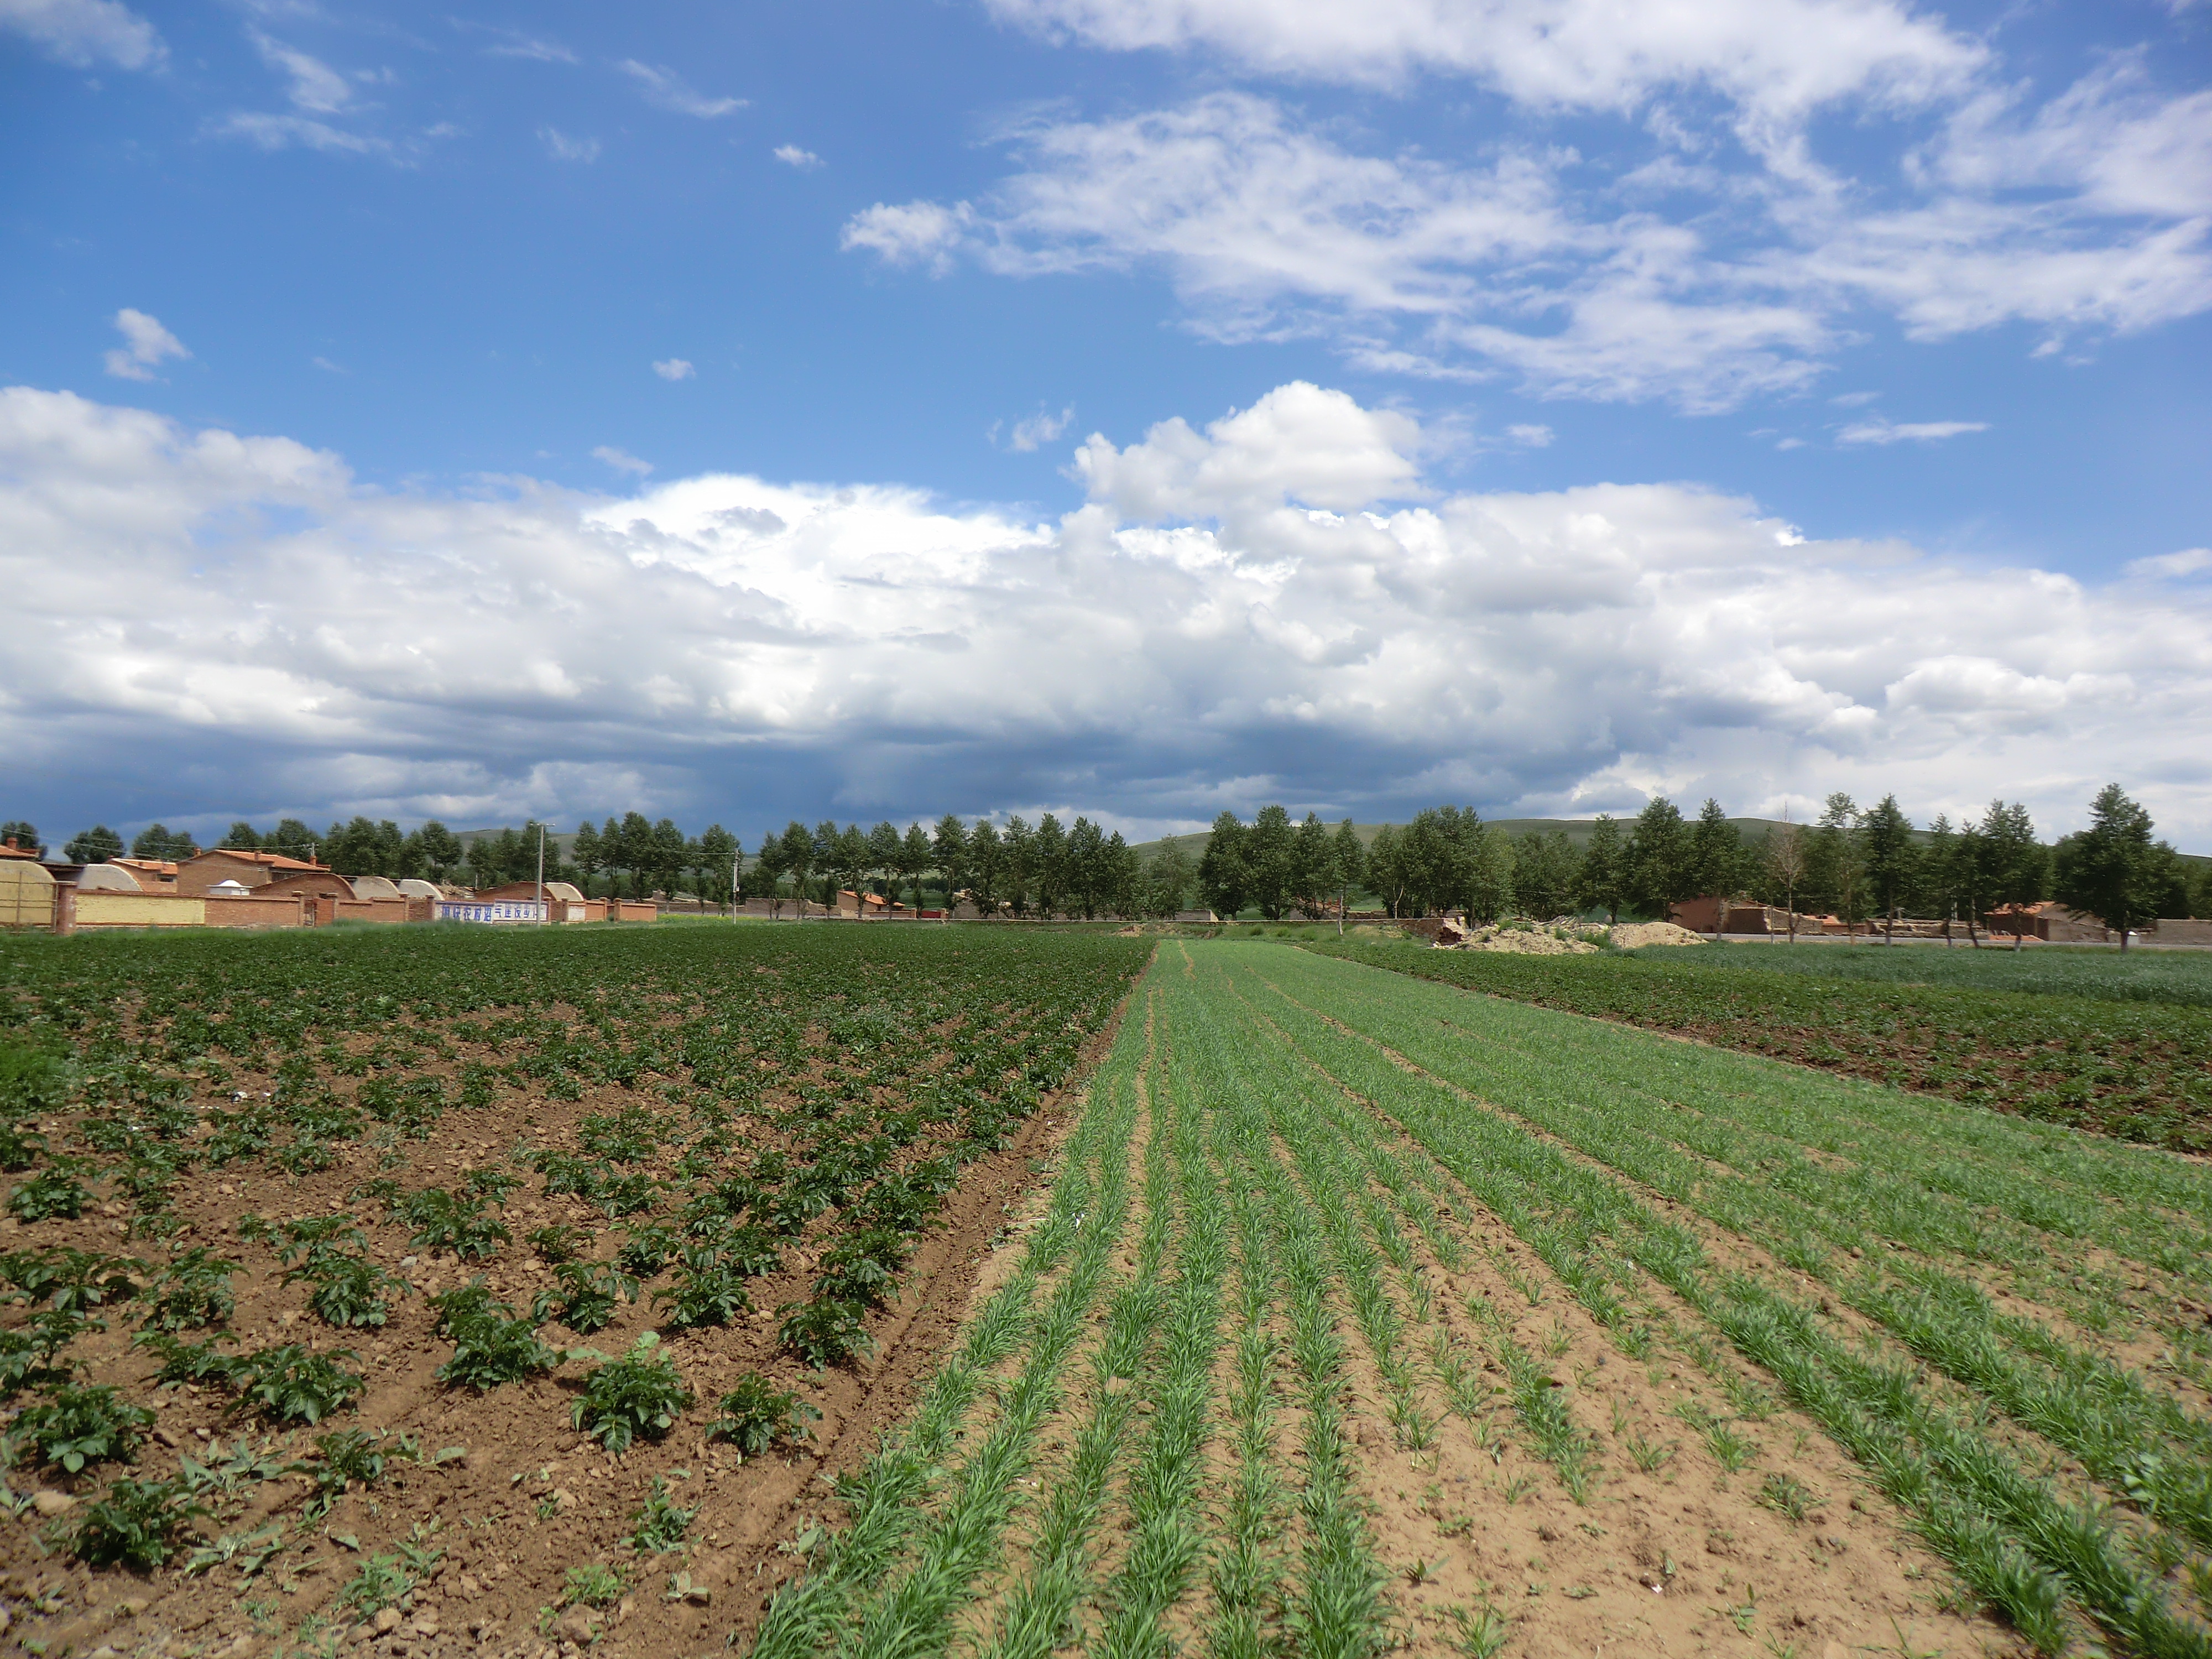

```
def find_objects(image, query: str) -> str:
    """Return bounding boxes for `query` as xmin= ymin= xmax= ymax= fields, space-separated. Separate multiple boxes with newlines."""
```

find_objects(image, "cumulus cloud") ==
xmin=841 ymin=200 xmax=974 ymax=274
xmin=0 ymin=0 xmax=162 ymax=69
xmin=774 ymin=144 xmax=823 ymax=169
xmin=651 ymin=359 xmax=696 ymax=382
xmin=102 ymin=309 xmax=188 ymax=381
xmin=619 ymin=61 xmax=746 ymax=118
xmin=4 ymin=382 xmax=2209 ymax=844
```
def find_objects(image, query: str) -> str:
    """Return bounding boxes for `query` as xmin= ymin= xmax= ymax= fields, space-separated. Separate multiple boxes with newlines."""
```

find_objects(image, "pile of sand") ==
xmin=1607 ymin=921 xmax=1709 ymax=950
xmin=1436 ymin=925 xmax=1601 ymax=955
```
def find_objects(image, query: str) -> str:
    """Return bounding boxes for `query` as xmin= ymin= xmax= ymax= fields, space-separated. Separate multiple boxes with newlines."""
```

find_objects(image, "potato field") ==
xmin=2 ymin=925 xmax=2209 ymax=1659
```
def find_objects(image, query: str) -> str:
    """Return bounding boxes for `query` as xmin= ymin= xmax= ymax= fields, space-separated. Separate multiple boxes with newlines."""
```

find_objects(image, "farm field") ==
xmin=0 ymin=923 xmax=1147 ymax=1657
xmin=763 ymin=939 xmax=2212 ymax=1659
xmin=1627 ymin=940 xmax=2212 ymax=1009
xmin=1303 ymin=935 xmax=2212 ymax=1152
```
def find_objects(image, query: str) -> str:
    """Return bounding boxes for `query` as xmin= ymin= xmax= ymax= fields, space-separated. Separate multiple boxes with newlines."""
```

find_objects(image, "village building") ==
xmin=174 ymin=847 xmax=334 ymax=896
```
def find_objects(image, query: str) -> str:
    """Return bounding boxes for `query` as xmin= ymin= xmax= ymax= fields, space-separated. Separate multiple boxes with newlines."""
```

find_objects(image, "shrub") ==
xmin=706 ymin=1372 xmax=819 ymax=1456
xmin=572 ymin=1334 xmax=691 ymax=1454
xmin=7 ymin=1382 xmax=154 ymax=1472
xmin=8 ymin=1168 xmax=89 ymax=1223
xmin=433 ymin=1282 xmax=563 ymax=1390
xmin=61 ymin=1477 xmax=205 ymax=1569
xmin=285 ymin=1253 xmax=407 ymax=1328
xmin=531 ymin=1261 xmax=638 ymax=1334
xmin=228 ymin=1345 xmax=365 ymax=1424
xmin=629 ymin=1476 xmax=697 ymax=1554
xmin=779 ymin=1298 xmax=875 ymax=1369
xmin=142 ymin=1247 xmax=241 ymax=1331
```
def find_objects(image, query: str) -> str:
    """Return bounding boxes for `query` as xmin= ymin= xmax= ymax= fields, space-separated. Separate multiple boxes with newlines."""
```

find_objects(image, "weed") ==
xmin=706 ymin=1372 xmax=820 ymax=1455
xmin=630 ymin=1475 xmax=697 ymax=1554
xmin=565 ymin=1561 xmax=627 ymax=1607
xmin=1445 ymin=1600 xmax=1511 ymax=1659
xmin=573 ymin=1333 xmax=692 ymax=1453
xmin=1625 ymin=1432 xmax=1677 ymax=1473
xmin=1757 ymin=1472 xmax=1821 ymax=1524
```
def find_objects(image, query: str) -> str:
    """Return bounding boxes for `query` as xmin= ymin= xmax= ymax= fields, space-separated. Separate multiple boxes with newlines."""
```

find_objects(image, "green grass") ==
xmin=1632 ymin=938 xmax=2212 ymax=1007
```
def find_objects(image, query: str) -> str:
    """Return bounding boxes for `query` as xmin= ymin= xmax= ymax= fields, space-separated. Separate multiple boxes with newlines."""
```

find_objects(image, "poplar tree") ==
xmin=1859 ymin=794 xmax=1916 ymax=944
xmin=1033 ymin=814 xmax=1068 ymax=917
xmin=1577 ymin=814 xmax=1626 ymax=924
xmin=932 ymin=814 xmax=969 ymax=910
xmin=2053 ymin=784 xmax=2167 ymax=951
xmin=1198 ymin=811 xmax=1250 ymax=919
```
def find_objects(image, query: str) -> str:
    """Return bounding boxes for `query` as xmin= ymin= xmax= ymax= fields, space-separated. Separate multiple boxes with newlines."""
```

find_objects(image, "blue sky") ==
xmin=3 ymin=0 xmax=2210 ymax=849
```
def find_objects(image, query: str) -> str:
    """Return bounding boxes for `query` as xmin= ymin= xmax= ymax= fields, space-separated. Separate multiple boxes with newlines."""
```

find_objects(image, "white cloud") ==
xmin=1835 ymin=418 xmax=1987 ymax=445
xmin=592 ymin=445 xmax=653 ymax=475
xmin=652 ymin=359 xmax=696 ymax=382
xmin=618 ymin=60 xmax=746 ymax=118
xmin=249 ymin=30 xmax=355 ymax=114
xmin=997 ymin=405 xmax=1074 ymax=452
xmin=2127 ymin=547 xmax=2212 ymax=580
xmin=773 ymin=144 xmax=823 ymax=169
xmin=5 ymin=383 xmax=2210 ymax=846
xmin=539 ymin=126 xmax=601 ymax=163
xmin=310 ymin=356 xmax=346 ymax=374
xmin=102 ymin=309 xmax=188 ymax=381
xmin=1506 ymin=423 xmax=1553 ymax=447
xmin=841 ymin=200 xmax=974 ymax=274
xmin=0 ymin=0 xmax=162 ymax=69
xmin=983 ymin=0 xmax=1980 ymax=131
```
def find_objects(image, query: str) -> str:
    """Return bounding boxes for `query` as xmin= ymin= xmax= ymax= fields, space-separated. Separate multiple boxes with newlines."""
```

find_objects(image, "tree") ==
xmin=867 ymin=822 xmax=902 ymax=906
xmin=1034 ymin=813 xmax=1069 ymax=918
xmin=698 ymin=825 xmax=740 ymax=913
xmin=779 ymin=821 xmax=815 ymax=916
xmin=1288 ymin=813 xmax=1334 ymax=920
xmin=1859 ymin=794 xmax=1916 ymax=945
xmin=2052 ymin=784 xmax=2166 ymax=951
xmin=1245 ymin=806 xmax=1295 ymax=920
xmin=1626 ymin=798 xmax=1691 ymax=922
xmin=967 ymin=820 xmax=1004 ymax=916
xmin=1000 ymin=817 xmax=1034 ymax=917
xmin=415 ymin=820 xmax=461 ymax=881
xmin=1466 ymin=826 xmax=1514 ymax=924
xmin=1330 ymin=820 xmax=1366 ymax=927
xmin=1764 ymin=813 xmax=1807 ymax=942
xmin=1065 ymin=816 xmax=1105 ymax=918
xmin=931 ymin=815 xmax=969 ymax=912
xmin=1366 ymin=823 xmax=1407 ymax=917
xmin=0 ymin=821 xmax=39 ymax=855
xmin=1576 ymin=815 xmax=1626 ymax=925
xmin=832 ymin=823 xmax=869 ymax=914
xmin=613 ymin=813 xmax=651 ymax=898
xmin=64 ymin=826 xmax=123 ymax=864
xmin=1807 ymin=794 xmax=1864 ymax=937
xmin=1686 ymin=799 xmax=1740 ymax=937
xmin=270 ymin=818 xmax=319 ymax=862
xmin=571 ymin=822 xmax=604 ymax=896
xmin=1197 ymin=812 xmax=1250 ymax=920
xmin=1512 ymin=831 xmax=1581 ymax=921
xmin=899 ymin=823 xmax=933 ymax=910
xmin=221 ymin=821 xmax=262 ymax=850
xmin=1984 ymin=801 xmax=2047 ymax=952
xmin=752 ymin=831 xmax=788 ymax=914
xmin=1142 ymin=842 xmax=1195 ymax=917
xmin=131 ymin=823 xmax=196 ymax=861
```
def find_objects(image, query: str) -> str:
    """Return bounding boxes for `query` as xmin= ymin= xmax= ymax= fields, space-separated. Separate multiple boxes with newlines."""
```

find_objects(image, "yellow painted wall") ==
xmin=75 ymin=891 xmax=206 ymax=928
xmin=0 ymin=862 xmax=54 ymax=928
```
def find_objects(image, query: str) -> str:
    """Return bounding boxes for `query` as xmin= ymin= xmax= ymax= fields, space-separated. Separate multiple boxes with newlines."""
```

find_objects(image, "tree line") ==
xmin=16 ymin=782 xmax=2207 ymax=934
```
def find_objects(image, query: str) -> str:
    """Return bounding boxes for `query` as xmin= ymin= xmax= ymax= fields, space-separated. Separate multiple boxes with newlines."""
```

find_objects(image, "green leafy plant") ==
xmin=295 ymin=1427 xmax=400 ymax=1515
xmin=707 ymin=1372 xmax=820 ymax=1455
xmin=564 ymin=1560 xmax=627 ymax=1608
xmin=141 ymin=1246 xmax=242 ymax=1331
xmin=779 ymin=1298 xmax=875 ymax=1369
xmin=285 ymin=1253 xmax=408 ymax=1328
xmin=1 ymin=1246 xmax=144 ymax=1313
xmin=656 ymin=1256 xmax=752 ymax=1331
xmin=573 ymin=1333 xmax=691 ymax=1453
xmin=531 ymin=1260 xmax=638 ymax=1334
xmin=61 ymin=1476 xmax=205 ymax=1569
xmin=228 ymin=1345 xmax=366 ymax=1424
xmin=629 ymin=1476 xmax=697 ymax=1554
xmin=527 ymin=1224 xmax=581 ymax=1264
xmin=7 ymin=1382 xmax=154 ymax=1472
xmin=1757 ymin=1473 xmax=1820 ymax=1524
xmin=812 ymin=1227 xmax=907 ymax=1310
xmin=432 ymin=1282 xmax=563 ymax=1390
xmin=396 ymin=1187 xmax=510 ymax=1259
xmin=8 ymin=1168 xmax=90 ymax=1223
xmin=616 ymin=1221 xmax=680 ymax=1277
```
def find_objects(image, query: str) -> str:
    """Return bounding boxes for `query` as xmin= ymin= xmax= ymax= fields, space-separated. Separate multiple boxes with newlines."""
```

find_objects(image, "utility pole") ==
xmin=536 ymin=824 xmax=547 ymax=927
xmin=731 ymin=854 xmax=740 ymax=921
